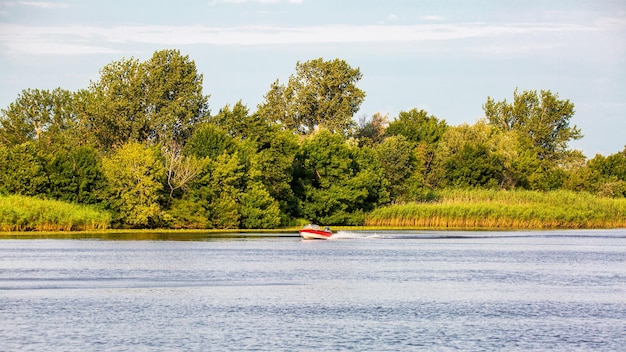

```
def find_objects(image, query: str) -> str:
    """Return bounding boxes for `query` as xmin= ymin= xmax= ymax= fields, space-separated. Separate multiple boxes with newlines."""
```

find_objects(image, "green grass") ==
xmin=366 ymin=189 xmax=626 ymax=229
xmin=0 ymin=195 xmax=111 ymax=232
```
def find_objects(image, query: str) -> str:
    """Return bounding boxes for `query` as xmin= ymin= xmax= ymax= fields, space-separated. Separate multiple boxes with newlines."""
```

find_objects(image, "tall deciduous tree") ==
xmin=84 ymin=57 xmax=143 ymax=149
xmin=483 ymin=89 xmax=582 ymax=163
xmin=258 ymin=58 xmax=365 ymax=135
xmin=142 ymin=49 xmax=209 ymax=144
xmin=0 ymin=88 xmax=78 ymax=147
xmin=84 ymin=50 xmax=209 ymax=150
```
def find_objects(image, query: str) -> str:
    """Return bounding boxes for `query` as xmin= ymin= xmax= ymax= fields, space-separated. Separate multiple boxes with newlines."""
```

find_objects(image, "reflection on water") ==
xmin=1 ymin=229 xmax=625 ymax=351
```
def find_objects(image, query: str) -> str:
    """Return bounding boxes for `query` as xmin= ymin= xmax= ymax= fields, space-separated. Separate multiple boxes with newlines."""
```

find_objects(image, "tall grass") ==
xmin=366 ymin=189 xmax=626 ymax=229
xmin=0 ymin=195 xmax=111 ymax=232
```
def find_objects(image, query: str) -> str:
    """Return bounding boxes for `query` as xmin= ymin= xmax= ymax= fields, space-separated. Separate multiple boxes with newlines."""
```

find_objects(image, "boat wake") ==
xmin=323 ymin=229 xmax=626 ymax=240
xmin=329 ymin=231 xmax=384 ymax=240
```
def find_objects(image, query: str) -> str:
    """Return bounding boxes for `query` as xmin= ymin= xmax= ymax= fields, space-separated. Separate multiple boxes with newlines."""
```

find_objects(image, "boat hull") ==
xmin=299 ymin=229 xmax=332 ymax=240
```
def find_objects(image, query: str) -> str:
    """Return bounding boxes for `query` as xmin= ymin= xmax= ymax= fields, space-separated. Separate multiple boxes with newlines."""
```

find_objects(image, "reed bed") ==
xmin=366 ymin=189 xmax=626 ymax=229
xmin=0 ymin=195 xmax=111 ymax=232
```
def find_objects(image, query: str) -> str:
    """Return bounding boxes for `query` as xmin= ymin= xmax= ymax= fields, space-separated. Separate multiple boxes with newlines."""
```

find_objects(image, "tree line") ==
xmin=1 ymin=49 xmax=624 ymax=229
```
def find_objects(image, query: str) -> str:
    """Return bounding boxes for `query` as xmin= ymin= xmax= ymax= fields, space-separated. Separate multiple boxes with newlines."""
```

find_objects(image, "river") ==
xmin=1 ymin=229 xmax=625 ymax=351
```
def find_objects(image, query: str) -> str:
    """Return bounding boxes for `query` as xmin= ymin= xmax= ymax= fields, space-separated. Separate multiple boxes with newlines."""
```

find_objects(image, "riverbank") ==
xmin=2 ymin=190 xmax=625 ymax=234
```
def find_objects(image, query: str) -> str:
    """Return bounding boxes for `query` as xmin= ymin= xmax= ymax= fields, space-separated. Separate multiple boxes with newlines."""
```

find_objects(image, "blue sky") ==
xmin=1 ymin=0 xmax=624 ymax=156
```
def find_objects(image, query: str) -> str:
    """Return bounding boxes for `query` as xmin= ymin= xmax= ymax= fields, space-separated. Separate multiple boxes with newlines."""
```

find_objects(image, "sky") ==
xmin=0 ymin=0 xmax=625 ymax=157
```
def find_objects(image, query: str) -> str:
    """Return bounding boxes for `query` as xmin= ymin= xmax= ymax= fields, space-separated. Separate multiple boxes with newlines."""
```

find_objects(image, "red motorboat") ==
xmin=299 ymin=224 xmax=332 ymax=240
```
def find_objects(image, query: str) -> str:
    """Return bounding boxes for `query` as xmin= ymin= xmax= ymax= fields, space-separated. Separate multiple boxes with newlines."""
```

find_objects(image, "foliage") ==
xmin=385 ymin=109 xmax=448 ymax=190
xmin=46 ymin=145 xmax=105 ymax=204
xmin=583 ymin=147 xmax=626 ymax=197
xmin=82 ymin=50 xmax=209 ymax=150
xmin=209 ymin=101 xmax=267 ymax=141
xmin=0 ymin=88 xmax=78 ymax=147
xmin=0 ymin=51 xmax=624 ymax=230
xmin=0 ymin=142 xmax=49 ymax=196
xmin=386 ymin=108 xmax=448 ymax=145
xmin=238 ymin=182 xmax=281 ymax=229
xmin=292 ymin=129 xmax=389 ymax=225
xmin=251 ymin=126 xmax=300 ymax=224
xmin=431 ymin=121 xmax=503 ymax=188
xmin=484 ymin=88 xmax=582 ymax=163
xmin=257 ymin=58 xmax=365 ymax=135
xmin=375 ymin=135 xmax=418 ymax=202
xmin=102 ymin=142 xmax=166 ymax=228
xmin=356 ymin=112 xmax=388 ymax=147
xmin=184 ymin=123 xmax=236 ymax=160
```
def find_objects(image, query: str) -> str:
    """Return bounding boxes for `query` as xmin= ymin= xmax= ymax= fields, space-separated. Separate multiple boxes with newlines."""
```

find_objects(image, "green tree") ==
xmin=444 ymin=143 xmax=504 ymax=188
xmin=84 ymin=57 xmax=144 ymax=149
xmin=375 ymin=135 xmax=418 ymax=202
xmin=483 ymin=89 xmax=582 ymax=163
xmin=385 ymin=108 xmax=448 ymax=190
xmin=195 ymin=103 xmax=298 ymax=225
xmin=238 ymin=182 xmax=281 ymax=229
xmin=184 ymin=124 xmax=236 ymax=160
xmin=386 ymin=108 xmax=448 ymax=146
xmin=208 ymin=151 xmax=244 ymax=229
xmin=586 ymin=147 xmax=626 ymax=197
xmin=102 ymin=142 xmax=166 ymax=227
xmin=258 ymin=58 xmax=365 ymax=135
xmin=84 ymin=50 xmax=209 ymax=150
xmin=432 ymin=122 xmax=504 ymax=188
xmin=0 ymin=142 xmax=49 ymax=196
xmin=252 ymin=126 xmax=300 ymax=224
xmin=0 ymin=88 xmax=78 ymax=147
xmin=46 ymin=146 xmax=105 ymax=204
xmin=589 ymin=147 xmax=626 ymax=181
xmin=209 ymin=101 xmax=267 ymax=141
xmin=356 ymin=112 xmax=388 ymax=147
xmin=141 ymin=49 xmax=209 ymax=144
xmin=292 ymin=129 xmax=389 ymax=225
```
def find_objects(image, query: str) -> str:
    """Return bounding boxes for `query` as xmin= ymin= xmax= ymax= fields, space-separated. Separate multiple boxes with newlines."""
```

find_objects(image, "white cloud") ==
xmin=213 ymin=0 xmax=302 ymax=4
xmin=18 ymin=1 xmax=70 ymax=9
xmin=419 ymin=15 xmax=445 ymax=21
xmin=0 ymin=20 xmax=614 ymax=55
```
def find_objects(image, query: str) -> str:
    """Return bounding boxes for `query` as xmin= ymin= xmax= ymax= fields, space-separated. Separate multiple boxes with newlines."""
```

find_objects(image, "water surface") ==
xmin=1 ymin=229 xmax=625 ymax=351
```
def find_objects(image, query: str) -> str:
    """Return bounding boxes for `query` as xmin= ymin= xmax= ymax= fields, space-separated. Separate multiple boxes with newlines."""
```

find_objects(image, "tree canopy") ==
xmin=257 ymin=58 xmax=365 ymax=136
xmin=0 ymin=50 xmax=623 ymax=229
xmin=81 ymin=49 xmax=209 ymax=150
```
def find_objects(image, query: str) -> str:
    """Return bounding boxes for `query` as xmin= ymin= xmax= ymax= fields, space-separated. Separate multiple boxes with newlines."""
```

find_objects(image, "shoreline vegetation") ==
xmin=367 ymin=189 xmax=626 ymax=229
xmin=2 ymin=189 xmax=624 ymax=235
xmin=2 ymin=52 xmax=626 ymax=232
xmin=0 ymin=195 xmax=110 ymax=232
